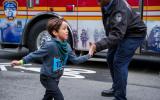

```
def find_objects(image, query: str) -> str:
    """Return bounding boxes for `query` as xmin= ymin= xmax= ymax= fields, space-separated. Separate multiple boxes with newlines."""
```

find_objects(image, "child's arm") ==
xmin=68 ymin=44 xmax=92 ymax=64
xmin=11 ymin=42 xmax=50 ymax=66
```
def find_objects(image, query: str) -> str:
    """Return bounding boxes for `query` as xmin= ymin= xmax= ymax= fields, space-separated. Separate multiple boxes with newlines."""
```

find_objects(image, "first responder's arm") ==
xmin=96 ymin=10 xmax=128 ymax=52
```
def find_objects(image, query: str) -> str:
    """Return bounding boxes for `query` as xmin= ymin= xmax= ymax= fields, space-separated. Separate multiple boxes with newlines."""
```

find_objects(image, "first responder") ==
xmin=89 ymin=0 xmax=147 ymax=100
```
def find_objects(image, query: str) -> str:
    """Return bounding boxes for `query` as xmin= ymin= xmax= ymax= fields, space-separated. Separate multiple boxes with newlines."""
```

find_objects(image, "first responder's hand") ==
xmin=89 ymin=42 xmax=96 ymax=56
xmin=11 ymin=60 xmax=22 ymax=66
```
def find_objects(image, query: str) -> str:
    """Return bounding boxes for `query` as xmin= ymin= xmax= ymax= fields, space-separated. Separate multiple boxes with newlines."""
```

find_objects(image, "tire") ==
xmin=27 ymin=19 xmax=48 ymax=52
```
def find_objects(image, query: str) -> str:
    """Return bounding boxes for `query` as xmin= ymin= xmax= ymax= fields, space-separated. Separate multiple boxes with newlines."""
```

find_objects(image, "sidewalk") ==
xmin=0 ymin=71 xmax=160 ymax=100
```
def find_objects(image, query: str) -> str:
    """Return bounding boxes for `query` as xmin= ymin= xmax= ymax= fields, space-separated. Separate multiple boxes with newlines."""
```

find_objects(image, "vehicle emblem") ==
xmin=3 ymin=0 xmax=18 ymax=20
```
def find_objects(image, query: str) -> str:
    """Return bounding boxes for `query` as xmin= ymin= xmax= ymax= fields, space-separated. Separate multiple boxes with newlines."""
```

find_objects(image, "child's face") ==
xmin=53 ymin=21 xmax=69 ymax=41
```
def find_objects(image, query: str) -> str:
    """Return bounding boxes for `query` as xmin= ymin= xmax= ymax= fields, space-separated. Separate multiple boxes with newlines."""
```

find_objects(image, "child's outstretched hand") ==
xmin=11 ymin=60 xmax=22 ymax=66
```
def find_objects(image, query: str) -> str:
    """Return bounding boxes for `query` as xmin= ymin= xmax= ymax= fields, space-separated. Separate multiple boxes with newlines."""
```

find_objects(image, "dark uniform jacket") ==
xmin=96 ymin=0 xmax=147 ymax=52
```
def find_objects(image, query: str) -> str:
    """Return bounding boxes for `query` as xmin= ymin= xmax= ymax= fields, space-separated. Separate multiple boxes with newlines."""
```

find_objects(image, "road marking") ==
xmin=0 ymin=65 xmax=7 ymax=71
xmin=0 ymin=63 xmax=32 ymax=66
xmin=0 ymin=63 xmax=96 ymax=79
xmin=14 ymin=67 xmax=96 ymax=78
xmin=63 ymin=68 xmax=96 ymax=78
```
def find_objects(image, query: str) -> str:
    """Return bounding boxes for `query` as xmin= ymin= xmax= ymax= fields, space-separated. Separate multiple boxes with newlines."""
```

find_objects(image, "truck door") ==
xmin=0 ymin=0 xmax=27 ymax=44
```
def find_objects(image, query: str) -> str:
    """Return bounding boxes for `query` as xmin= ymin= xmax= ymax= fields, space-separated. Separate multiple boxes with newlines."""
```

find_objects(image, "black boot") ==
xmin=101 ymin=88 xmax=114 ymax=97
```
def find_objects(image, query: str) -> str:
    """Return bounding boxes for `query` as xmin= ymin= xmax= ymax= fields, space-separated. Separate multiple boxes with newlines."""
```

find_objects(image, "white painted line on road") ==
xmin=63 ymin=68 xmax=96 ymax=78
xmin=0 ymin=62 xmax=96 ymax=79
xmin=0 ymin=63 xmax=12 ymax=65
xmin=0 ymin=63 xmax=32 ymax=66
xmin=0 ymin=62 xmax=32 ymax=72
xmin=13 ymin=67 xmax=96 ymax=78
xmin=0 ymin=65 xmax=7 ymax=71
xmin=0 ymin=64 xmax=96 ymax=79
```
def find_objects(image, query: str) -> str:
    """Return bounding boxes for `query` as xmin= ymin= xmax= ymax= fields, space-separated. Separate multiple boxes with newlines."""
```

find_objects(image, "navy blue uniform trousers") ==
xmin=107 ymin=37 xmax=145 ymax=100
xmin=40 ymin=74 xmax=64 ymax=100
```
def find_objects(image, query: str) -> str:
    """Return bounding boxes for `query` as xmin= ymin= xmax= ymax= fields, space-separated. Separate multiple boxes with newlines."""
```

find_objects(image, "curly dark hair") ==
xmin=47 ymin=17 xmax=67 ymax=37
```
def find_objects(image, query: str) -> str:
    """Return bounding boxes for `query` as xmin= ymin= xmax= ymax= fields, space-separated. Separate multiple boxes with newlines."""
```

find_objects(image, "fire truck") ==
xmin=0 ymin=0 xmax=160 ymax=60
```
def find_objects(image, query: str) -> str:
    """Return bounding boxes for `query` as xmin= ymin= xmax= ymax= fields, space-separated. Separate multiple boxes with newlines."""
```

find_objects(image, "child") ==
xmin=11 ymin=17 xmax=93 ymax=100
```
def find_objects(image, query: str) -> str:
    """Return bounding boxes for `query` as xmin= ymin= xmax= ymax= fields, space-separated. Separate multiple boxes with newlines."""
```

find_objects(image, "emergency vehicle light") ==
xmin=66 ymin=4 xmax=75 ymax=12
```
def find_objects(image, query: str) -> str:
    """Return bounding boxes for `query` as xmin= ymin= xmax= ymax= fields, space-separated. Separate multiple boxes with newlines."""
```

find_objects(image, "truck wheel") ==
xmin=27 ymin=19 xmax=51 ymax=52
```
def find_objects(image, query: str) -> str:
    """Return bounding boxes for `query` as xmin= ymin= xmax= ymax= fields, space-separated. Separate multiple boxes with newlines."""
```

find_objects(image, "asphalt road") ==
xmin=0 ymin=50 xmax=160 ymax=100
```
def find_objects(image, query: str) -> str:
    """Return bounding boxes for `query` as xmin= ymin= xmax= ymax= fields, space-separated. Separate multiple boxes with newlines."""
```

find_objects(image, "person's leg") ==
xmin=40 ymin=75 xmax=64 ymax=100
xmin=107 ymin=48 xmax=117 ymax=89
xmin=113 ymin=37 xmax=145 ymax=100
xmin=101 ymin=48 xmax=117 ymax=97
